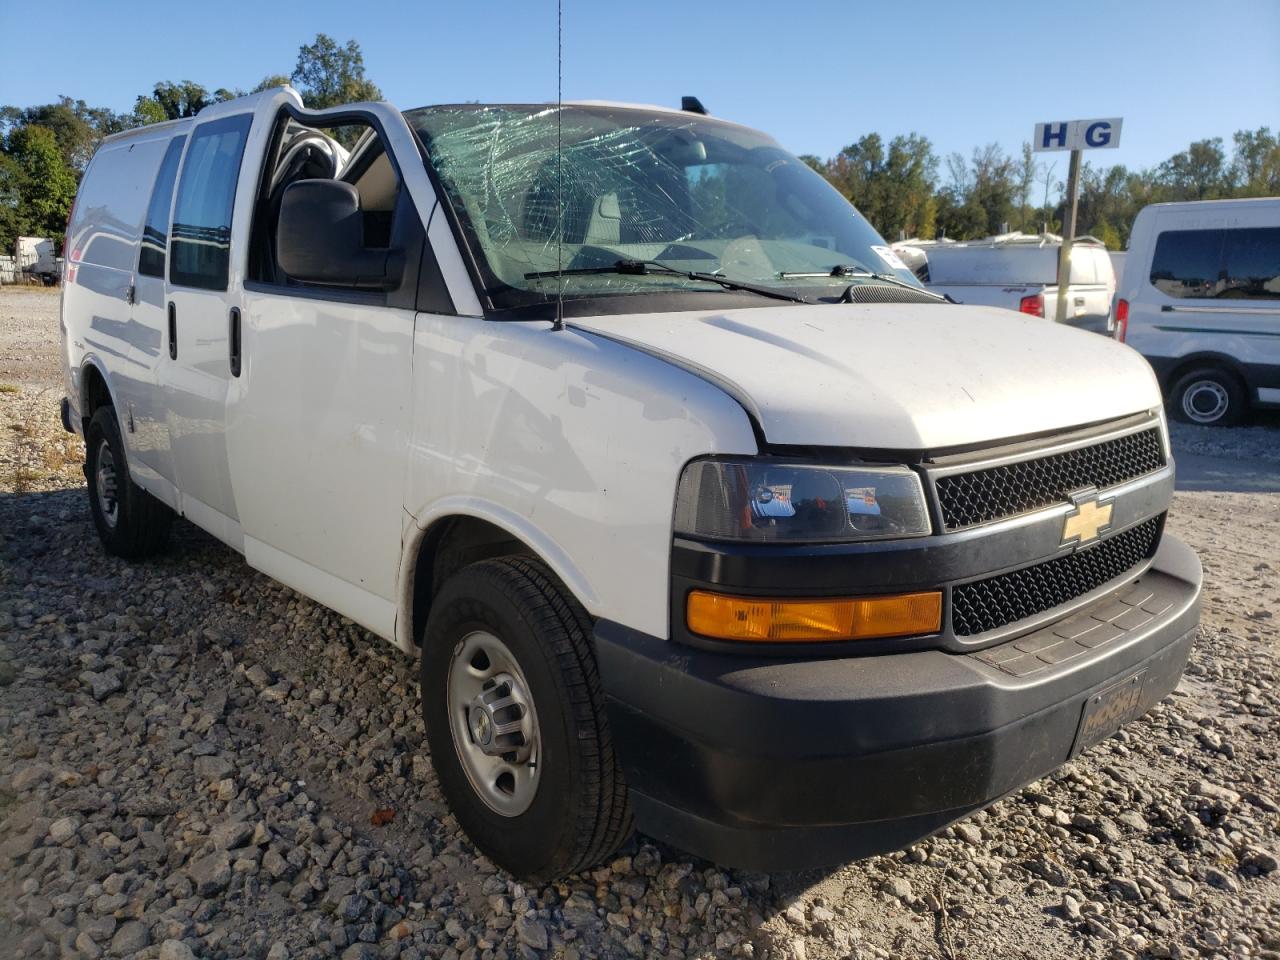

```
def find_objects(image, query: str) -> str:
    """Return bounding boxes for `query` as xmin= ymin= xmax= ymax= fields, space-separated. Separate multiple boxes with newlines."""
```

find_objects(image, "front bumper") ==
xmin=595 ymin=534 xmax=1201 ymax=872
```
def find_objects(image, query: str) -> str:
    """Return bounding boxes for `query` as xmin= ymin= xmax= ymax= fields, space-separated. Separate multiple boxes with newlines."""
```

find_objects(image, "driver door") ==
xmin=227 ymin=102 xmax=437 ymax=639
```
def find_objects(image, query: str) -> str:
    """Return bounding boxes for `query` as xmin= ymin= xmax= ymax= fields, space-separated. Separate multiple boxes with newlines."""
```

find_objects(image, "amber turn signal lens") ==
xmin=686 ymin=590 xmax=942 ymax=642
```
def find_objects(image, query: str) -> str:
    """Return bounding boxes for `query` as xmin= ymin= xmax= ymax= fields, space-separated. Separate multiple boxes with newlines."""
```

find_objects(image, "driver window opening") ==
xmin=248 ymin=116 xmax=404 ymax=289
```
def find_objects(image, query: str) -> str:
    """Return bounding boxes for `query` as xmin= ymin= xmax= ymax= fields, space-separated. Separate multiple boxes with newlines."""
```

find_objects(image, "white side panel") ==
xmin=180 ymin=494 xmax=244 ymax=552
xmin=402 ymin=315 xmax=758 ymax=641
xmin=62 ymin=132 xmax=171 ymax=472
xmin=228 ymin=292 xmax=416 ymax=604
xmin=245 ymin=536 xmax=396 ymax=640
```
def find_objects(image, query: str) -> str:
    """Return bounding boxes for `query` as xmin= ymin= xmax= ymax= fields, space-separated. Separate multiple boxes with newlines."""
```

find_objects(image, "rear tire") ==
xmin=85 ymin=407 xmax=172 ymax=558
xmin=421 ymin=556 xmax=632 ymax=880
xmin=1168 ymin=366 xmax=1246 ymax=426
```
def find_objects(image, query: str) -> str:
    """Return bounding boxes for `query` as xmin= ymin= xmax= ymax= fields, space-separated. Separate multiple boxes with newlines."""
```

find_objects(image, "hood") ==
xmin=570 ymin=302 xmax=1161 ymax=450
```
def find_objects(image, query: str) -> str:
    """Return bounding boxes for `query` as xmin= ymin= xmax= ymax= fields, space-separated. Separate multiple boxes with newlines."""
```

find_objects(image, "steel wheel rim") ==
xmin=446 ymin=630 xmax=541 ymax=817
xmin=1182 ymin=380 xmax=1229 ymax=424
xmin=95 ymin=440 xmax=120 ymax=529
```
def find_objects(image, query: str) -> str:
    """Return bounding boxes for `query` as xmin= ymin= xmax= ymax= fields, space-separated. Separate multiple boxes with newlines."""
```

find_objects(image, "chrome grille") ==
xmin=936 ymin=428 xmax=1165 ymax=531
xmin=951 ymin=517 xmax=1162 ymax=637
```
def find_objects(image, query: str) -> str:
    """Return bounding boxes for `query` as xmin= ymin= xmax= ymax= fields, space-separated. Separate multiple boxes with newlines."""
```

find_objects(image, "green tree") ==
xmin=253 ymin=74 xmax=293 ymax=94
xmin=1157 ymin=138 xmax=1228 ymax=200
xmin=818 ymin=132 xmax=938 ymax=239
xmin=1016 ymin=142 xmax=1037 ymax=231
xmin=0 ymin=98 xmax=127 ymax=171
xmin=0 ymin=152 xmax=23 ymax=249
xmin=5 ymin=125 xmax=77 ymax=244
xmin=967 ymin=143 xmax=1018 ymax=236
xmin=291 ymin=34 xmax=381 ymax=109
xmin=1231 ymin=127 xmax=1280 ymax=196
xmin=133 ymin=81 xmax=240 ymax=124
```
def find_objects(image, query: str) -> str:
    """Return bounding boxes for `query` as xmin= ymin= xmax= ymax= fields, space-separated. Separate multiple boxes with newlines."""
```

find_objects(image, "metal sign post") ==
xmin=1033 ymin=117 xmax=1123 ymax=323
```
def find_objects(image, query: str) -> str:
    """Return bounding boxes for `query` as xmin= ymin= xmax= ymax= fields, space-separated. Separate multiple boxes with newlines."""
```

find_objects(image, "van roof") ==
xmin=98 ymin=115 xmax=193 ymax=147
xmin=95 ymin=95 xmax=754 ymax=151
xmin=1139 ymin=197 xmax=1280 ymax=212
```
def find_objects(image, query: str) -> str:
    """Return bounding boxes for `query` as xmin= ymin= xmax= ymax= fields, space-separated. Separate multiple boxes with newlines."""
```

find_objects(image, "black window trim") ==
xmin=168 ymin=112 xmax=256 ymax=293
xmin=244 ymin=102 xmax=451 ymax=315
xmin=136 ymin=132 xmax=187 ymax=280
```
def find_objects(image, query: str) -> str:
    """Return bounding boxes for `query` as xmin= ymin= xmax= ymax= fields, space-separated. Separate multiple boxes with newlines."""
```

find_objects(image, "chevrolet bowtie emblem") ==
xmin=1062 ymin=493 xmax=1113 ymax=546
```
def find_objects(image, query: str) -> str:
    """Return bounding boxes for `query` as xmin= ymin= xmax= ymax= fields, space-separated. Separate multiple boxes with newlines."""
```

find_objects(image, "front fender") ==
xmin=397 ymin=316 xmax=759 ymax=653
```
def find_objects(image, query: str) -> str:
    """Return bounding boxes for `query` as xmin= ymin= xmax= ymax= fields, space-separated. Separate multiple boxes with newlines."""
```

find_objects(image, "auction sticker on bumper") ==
xmin=1072 ymin=671 xmax=1146 ymax=756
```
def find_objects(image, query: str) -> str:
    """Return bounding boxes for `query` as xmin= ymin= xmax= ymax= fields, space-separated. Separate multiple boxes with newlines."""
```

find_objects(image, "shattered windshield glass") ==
xmin=405 ymin=104 xmax=922 ymax=311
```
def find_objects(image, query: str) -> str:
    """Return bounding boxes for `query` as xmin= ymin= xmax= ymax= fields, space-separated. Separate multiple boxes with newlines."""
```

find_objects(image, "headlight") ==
xmin=673 ymin=459 xmax=931 ymax=543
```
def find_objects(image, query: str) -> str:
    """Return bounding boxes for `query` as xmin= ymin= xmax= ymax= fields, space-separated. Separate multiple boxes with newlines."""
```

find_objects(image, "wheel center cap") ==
xmin=469 ymin=705 xmax=493 ymax=745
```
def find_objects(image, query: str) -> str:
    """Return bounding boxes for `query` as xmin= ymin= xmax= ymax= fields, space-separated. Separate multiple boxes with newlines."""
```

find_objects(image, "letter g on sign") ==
xmin=1084 ymin=121 xmax=1112 ymax=148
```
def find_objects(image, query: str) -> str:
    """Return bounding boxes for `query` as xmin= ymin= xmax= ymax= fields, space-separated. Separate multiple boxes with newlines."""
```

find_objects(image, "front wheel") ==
xmin=421 ymin=556 xmax=632 ymax=880
xmin=1169 ymin=366 xmax=1246 ymax=426
xmin=85 ymin=407 xmax=172 ymax=558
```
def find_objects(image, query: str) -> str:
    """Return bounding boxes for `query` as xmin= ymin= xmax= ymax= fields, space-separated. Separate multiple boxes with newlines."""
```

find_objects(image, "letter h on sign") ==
xmin=1040 ymin=122 xmax=1069 ymax=150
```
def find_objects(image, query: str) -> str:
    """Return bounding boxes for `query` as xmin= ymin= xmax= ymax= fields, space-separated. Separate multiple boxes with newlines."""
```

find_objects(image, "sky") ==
xmin=2 ymin=0 xmax=1277 ymax=178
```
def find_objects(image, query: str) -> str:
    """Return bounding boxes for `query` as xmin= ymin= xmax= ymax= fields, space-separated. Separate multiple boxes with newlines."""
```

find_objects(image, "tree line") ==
xmin=800 ymin=127 xmax=1280 ymax=249
xmin=0 ymin=34 xmax=379 ymax=252
xmin=3 ymin=39 xmax=1277 ymax=258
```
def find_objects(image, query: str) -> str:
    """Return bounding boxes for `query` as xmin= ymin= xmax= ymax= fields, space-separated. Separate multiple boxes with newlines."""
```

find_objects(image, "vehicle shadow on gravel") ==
xmin=4 ymin=486 xmax=1280 ymax=960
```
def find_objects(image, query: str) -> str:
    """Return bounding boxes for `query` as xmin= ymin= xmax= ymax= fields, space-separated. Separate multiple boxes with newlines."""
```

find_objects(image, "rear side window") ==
xmin=137 ymin=135 xmax=187 ymax=278
xmin=170 ymin=114 xmax=253 ymax=290
xmin=1150 ymin=227 xmax=1280 ymax=300
xmin=1222 ymin=227 xmax=1280 ymax=300
xmin=71 ymin=140 xmax=164 ymax=271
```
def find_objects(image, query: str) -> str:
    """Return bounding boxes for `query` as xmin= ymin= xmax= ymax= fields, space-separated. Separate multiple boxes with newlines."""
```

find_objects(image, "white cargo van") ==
xmin=1116 ymin=198 xmax=1280 ymax=425
xmin=60 ymin=88 xmax=1201 ymax=879
xmin=896 ymin=233 xmax=1116 ymax=332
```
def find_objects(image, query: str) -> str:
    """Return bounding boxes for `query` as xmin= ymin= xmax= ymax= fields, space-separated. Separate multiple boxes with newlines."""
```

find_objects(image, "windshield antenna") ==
xmin=552 ymin=0 xmax=565 ymax=331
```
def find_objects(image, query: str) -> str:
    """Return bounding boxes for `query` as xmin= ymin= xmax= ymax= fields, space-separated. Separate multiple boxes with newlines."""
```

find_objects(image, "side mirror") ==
xmin=277 ymin=179 xmax=404 ymax=290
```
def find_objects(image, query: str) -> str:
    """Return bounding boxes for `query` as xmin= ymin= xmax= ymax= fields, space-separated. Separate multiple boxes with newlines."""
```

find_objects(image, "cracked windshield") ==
xmin=405 ymin=104 xmax=925 ymax=308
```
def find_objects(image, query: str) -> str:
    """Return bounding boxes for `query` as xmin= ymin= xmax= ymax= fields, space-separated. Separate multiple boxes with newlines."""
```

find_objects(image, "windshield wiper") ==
xmin=778 ymin=264 xmax=949 ymax=302
xmin=524 ymin=259 xmax=809 ymax=304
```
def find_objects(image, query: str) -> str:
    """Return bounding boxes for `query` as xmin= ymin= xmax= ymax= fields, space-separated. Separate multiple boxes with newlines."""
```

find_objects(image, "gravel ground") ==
xmin=2 ymin=287 xmax=1278 ymax=960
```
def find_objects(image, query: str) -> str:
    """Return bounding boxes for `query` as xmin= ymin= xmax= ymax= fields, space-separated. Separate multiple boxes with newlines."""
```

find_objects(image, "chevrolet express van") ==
xmin=60 ymin=87 xmax=1201 ymax=879
xmin=1116 ymin=198 xmax=1280 ymax=425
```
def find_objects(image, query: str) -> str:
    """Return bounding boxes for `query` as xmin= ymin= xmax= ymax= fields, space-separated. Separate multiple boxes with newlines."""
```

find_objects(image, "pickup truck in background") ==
xmin=60 ymin=87 xmax=1201 ymax=880
xmin=894 ymin=232 xmax=1117 ymax=333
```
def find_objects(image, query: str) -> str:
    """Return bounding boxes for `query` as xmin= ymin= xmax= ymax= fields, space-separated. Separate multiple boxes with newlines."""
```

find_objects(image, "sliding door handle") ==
xmin=229 ymin=307 xmax=242 ymax=377
xmin=167 ymin=302 xmax=177 ymax=360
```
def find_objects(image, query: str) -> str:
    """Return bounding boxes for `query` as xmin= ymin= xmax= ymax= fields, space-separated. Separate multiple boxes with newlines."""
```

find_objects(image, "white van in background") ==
xmin=894 ymin=233 xmax=1116 ymax=332
xmin=1116 ymin=198 xmax=1280 ymax=425
xmin=1109 ymin=251 xmax=1127 ymax=289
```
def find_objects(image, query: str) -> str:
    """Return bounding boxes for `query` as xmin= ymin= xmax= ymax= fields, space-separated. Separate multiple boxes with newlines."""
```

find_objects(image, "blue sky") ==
xmin=2 ymin=0 xmax=1276 ymax=176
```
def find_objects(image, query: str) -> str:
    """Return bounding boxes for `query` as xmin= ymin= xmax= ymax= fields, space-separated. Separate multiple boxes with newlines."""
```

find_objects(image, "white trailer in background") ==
xmin=15 ymin=236 xmax=58 ymax=284
xmin=893 ymin=232 xmax=1117 ymax=334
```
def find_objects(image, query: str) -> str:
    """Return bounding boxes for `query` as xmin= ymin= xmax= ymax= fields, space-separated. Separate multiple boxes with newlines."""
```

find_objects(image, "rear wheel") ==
xmin=1169 ymin=366 xmax=1246 ymax=426
xmin=85 ymin=407 xmax=172 ymax=558
xmin=421 ymin=556 xmax=632 ymax=880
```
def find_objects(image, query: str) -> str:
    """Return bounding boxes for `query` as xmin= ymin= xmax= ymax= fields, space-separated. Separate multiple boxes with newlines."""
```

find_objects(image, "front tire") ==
xmin=85 ymin=407 xmax=172 ymax=558
xmin=1168 ymin=366 xmax=1246 ymax=426
xmin=421 ymin=557 xmax=632 ymax=880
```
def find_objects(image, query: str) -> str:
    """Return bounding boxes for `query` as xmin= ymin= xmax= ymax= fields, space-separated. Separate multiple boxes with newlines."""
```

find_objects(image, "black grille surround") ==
xmin=935 ymin=428 xmax=1166 ymax=531
xmin=951 ymin=516 xmax=1163 ymax=637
